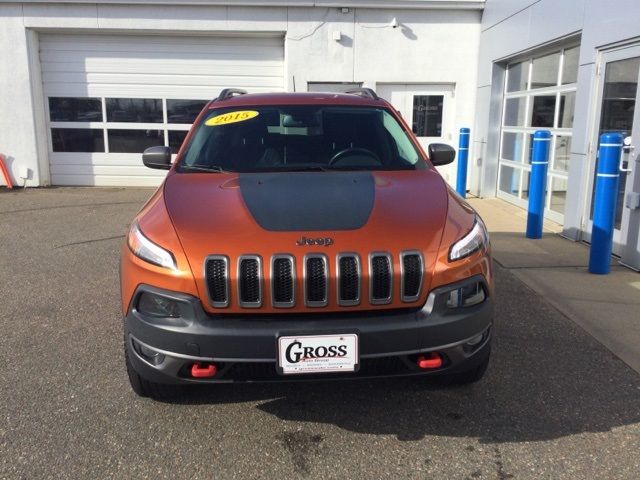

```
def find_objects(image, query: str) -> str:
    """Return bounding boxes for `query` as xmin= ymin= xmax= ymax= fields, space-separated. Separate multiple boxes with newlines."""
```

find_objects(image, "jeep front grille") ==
xmin=271 ymin=255 xmax=295 ymax=308
xmin=204 ymin=251 xmax=424 ymax=309
xmin=304 ymin=254 xmax=328 ymax=307
xmin=337 ymin=253 xmax=360 ymax=306
xmin=238 ymin=256 xmax=262 ymax=308
xmin=204 ymin=256 xmax=229 ymax=308
xmin=369 ymin=253 xmax=393 ymax=304
xmin=401 ymin=251 xmax=424 ymax=302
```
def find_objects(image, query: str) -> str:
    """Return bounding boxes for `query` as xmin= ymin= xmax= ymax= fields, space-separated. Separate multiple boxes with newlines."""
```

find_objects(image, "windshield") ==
xmin=179 ymin=105 xmax=423 ymax=172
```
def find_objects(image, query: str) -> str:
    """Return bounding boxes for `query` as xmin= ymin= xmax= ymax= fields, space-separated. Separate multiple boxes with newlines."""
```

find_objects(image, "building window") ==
xmin=47 ymin=97 xmax=206 ymax=154
xmin=498 ymin=46 xmax=579 ymax=222
xmin=412 ymin=95 xmax=444 ymax=137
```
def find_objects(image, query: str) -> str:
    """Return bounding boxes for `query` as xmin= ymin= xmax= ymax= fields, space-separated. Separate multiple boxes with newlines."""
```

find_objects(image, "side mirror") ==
xmin=142 ymin=146 xmax=172 ymax=170
xmin=428 ymin=143 xmax=456 ymax=166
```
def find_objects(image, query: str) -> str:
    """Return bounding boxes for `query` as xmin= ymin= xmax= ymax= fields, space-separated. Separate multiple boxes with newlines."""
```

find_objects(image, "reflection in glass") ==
xmin=501 ymin=132 xmax=524 ymax=162
xmin=527 ymin=134 xmax=534 ymax=164
xmin=499 ymin=165 xmax=521 ymax=196
xmin=531 ymin=52 xmax=561 ymax=89
xmin=554 ymin=136 xmax=571 ymax=172
xmin=521 ymin=169 xmax=530 ymax=200
xmin=106 ymin=98 xmax=163 ymax=123
xmin=504 ymin=97 xmax=526 ymax=127
xmin=49 ymin=98 xmax=102 ymax=122
xmin=550 ymin=176 xmax=568 ymax=214
xmin=108 ymin=129 xmax=164 ymax=153
xmin=507 ymin=61 xmax=529 ymax=92
xmin=412 ymin=95 xmax=444 ymax=137
xmin=169 ymin=131 xmax=188 ymax=154
xmin=166 ymin=100 xmax=208 ymax=124
xmin=562 ymin=47 xmax=579 ymax=85
xmin=530 ymin=95 xmax=556 ymax=127
xmin=558 ymin=92 xmax=575 ymax=128
xmin=51 ymin=128 xmax=104 ymax=152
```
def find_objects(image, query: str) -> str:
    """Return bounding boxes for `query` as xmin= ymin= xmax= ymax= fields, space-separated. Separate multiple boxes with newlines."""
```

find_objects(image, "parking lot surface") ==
xmin=1 ymin=187 xmax=639 ymax=479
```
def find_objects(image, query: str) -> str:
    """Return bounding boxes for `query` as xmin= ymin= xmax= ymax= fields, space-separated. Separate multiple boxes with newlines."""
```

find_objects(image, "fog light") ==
xmin=132 ymin=338 xmax=165 ymax=366
xmin=466 ymin=334 xmax=484 ymax=346
xmin=446 ymin=282 xmax=485 ymax=308
xmin=137 ymin=292 xmax=180 ymax=318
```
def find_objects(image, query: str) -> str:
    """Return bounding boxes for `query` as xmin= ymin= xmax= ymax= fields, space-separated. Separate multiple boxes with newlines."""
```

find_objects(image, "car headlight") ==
xmin=127 ymin=221 xmax=177 ymax=270
xmin=449 ymin=219 xmax=488 ymax=262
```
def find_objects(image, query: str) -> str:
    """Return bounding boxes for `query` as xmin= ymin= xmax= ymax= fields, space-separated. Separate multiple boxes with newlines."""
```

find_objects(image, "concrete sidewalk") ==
xmin=469 ymin=197 xmax=640 ymax=374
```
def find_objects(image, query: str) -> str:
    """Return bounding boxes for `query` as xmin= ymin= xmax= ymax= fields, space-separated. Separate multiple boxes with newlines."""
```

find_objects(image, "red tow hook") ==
xmin=417 ymin=352 xmax=443 ymax=370
xmin=191 ymin=362 xmax=217 ymax=378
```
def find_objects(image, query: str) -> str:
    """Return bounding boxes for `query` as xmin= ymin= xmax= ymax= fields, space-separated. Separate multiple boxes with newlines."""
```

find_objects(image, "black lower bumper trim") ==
xmin=124 ymin=276 xmax=493 ymax=384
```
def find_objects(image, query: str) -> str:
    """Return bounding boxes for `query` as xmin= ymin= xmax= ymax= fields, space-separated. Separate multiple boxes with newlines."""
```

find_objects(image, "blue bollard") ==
xmin=526 ymin=130 xmax=551 ymax=239
xmin=456 ymin=128 xmax=470 ymax=198
xmin=589 ymin=132 xmax=623 ymax=274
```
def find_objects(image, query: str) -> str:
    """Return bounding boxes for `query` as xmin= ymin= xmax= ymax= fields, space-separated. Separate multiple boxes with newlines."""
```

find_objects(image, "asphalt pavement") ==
xmin=1 ymin=187 xmax=639 ymax=479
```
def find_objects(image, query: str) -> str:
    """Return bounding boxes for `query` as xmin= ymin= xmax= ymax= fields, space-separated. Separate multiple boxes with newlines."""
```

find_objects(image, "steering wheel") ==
xmin=328 ymin=147 xmax=380 ymax=166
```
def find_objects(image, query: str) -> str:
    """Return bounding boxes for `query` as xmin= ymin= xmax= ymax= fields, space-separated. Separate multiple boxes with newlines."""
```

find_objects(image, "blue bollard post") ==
xmin=589 ymin=132 xmax=623 ymax=274
xmin=456 ymin=128 xmax=470 ymax=198
xmin=526 ymin=130 xmax=551 ymax=239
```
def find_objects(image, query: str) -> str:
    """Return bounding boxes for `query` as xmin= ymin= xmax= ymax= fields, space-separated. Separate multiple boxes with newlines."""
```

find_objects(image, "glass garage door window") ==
xmin=48 ymin=97 xmax=209 ymax=155
xmin=498 ymin=46 xmax=579 ymax=224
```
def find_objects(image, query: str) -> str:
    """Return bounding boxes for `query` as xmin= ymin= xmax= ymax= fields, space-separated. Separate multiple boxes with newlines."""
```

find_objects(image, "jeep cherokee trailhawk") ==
xmin=121 ymin=88 xmax=493 ymax=398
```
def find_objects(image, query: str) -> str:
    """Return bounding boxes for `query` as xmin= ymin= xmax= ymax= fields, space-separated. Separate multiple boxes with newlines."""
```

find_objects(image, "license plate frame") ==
xmin=276 ymin=333 xmax=359 ymax=375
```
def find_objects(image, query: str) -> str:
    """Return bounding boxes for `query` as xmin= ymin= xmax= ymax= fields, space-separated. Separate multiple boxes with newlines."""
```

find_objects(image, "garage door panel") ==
xmin=41 ymin=60 xmax=284 ymax=76
xmin=44 ymin=84 xmax=278 ymax=98
xmin=49 ymin=153 xmax=159 ymax=167
xmin=50 ymin=163 xmax=167 ymax=177
xmin=40 ymin=34 xmax=284 ymax=51
xmin=50 ymin=174 xmax=168 ymax=187
xmin=43 ymin=72 xmax=285 ymax=88
xmin=41 ymin=33 xmax=284 ymax=186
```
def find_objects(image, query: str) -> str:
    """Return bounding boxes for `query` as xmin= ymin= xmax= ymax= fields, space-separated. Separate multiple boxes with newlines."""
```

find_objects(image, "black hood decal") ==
xmin=239 ymin=172 xmax=375 ymax=231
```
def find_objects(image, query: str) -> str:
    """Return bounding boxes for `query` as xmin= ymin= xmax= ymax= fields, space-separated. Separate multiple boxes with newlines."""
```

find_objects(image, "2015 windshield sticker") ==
xmin=205 ymin=110 xmax=259 ymax=126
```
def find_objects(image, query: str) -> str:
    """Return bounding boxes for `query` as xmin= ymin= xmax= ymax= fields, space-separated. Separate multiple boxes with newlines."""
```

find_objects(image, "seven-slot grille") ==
xmin=204 ymin=251 xmax=423 ymax=309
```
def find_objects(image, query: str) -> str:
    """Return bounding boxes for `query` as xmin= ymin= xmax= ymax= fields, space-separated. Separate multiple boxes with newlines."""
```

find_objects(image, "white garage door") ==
xmin=40 ymin=33 xmax=284 ymax=186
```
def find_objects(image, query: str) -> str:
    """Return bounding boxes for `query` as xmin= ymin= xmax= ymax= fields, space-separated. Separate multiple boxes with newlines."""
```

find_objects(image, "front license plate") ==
xmin=277 ymin=334 xmax=359 ymax=375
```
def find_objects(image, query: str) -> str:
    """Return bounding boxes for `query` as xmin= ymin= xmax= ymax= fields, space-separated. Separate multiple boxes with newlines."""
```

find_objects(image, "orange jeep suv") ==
xmin=121 ymin=88 xmax=493 ymax=398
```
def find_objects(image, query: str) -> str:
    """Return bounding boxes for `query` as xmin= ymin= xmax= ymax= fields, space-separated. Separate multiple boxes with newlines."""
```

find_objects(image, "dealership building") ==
xmin=0 ymin=0 xmax=639 ymax=269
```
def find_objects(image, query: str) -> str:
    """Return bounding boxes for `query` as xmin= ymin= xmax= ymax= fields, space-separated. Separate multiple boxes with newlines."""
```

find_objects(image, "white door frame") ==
xmin=582 ymin=44 xmax=640 ymax=267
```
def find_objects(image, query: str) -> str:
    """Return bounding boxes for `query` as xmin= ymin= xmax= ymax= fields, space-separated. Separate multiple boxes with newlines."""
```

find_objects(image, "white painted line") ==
xmin=531 ymin=161 xmax=548 ymax=165
xmin=599 ymin=143 xmax=623 ymax=147
xmin=459 ymin=132 xmax=470 ymax=136
xmin=459 ymin=148 xmax=469 ymax=151
xmin=533 ymin=138 xmax=551 ymax=142
xmin=596 ymin=173 xmax=619 ymax=178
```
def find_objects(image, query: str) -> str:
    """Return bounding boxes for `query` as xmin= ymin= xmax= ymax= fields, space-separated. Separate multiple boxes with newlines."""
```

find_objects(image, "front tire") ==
xmin=124 ymin=340 xmax=183 ymax=400
xmin=437 ymin=349 xmax=490 ymax=386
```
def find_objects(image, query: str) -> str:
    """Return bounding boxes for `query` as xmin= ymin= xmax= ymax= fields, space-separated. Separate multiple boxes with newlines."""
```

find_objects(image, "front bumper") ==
xmin=124 ymin=275 xmax=493 ymax=384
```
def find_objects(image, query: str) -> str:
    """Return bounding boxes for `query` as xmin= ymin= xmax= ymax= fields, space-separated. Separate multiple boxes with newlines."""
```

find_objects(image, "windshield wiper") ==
xmin=179 ymin=164 xmax=229 ymax=173
xmin=273 ymin=165 xmax=329 ymax=172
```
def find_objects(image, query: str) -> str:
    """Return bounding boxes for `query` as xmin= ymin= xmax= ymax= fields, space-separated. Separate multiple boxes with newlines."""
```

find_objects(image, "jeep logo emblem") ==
xmin=296 ymin=236 xmax=334 ymax=247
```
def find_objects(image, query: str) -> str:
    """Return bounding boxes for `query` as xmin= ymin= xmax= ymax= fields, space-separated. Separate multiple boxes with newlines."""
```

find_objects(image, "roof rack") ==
xmin=215 ymin=88 xmax=248 ymax=102
xmin=345 ymin=88 xmax=380 ymax=100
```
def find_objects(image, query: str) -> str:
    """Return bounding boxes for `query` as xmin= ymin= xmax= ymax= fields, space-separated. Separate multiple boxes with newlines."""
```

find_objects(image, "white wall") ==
xmin=0 ymin=2 xmax=481 ymax=187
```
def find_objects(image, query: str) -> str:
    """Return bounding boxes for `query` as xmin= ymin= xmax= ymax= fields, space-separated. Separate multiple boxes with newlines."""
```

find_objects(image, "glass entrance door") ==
xmin=584 ymin=46 xmax=640 ymax=269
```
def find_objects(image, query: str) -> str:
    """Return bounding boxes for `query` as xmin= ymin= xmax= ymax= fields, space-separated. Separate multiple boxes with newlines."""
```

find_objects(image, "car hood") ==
xmin=163 ymin=169 xmax=449 ymax=312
